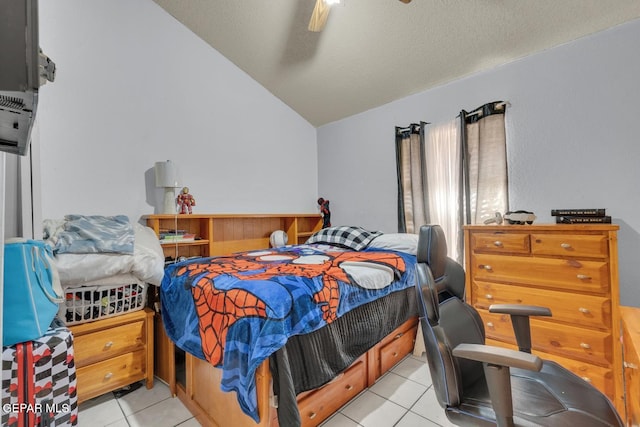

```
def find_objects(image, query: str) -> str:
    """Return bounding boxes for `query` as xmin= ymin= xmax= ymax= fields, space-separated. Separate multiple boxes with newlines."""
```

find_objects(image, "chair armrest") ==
xmin=453 ymin=343 xmax=543 ymax=427
xmin=489 ymin=304 xmax=552 ymax=317
xmin=489 ymin=304 xmax=551 ymax=353
xmin=452 ymin=343 xmax=542 ymax=371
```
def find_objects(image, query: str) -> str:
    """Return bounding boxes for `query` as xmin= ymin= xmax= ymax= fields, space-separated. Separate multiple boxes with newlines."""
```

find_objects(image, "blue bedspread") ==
xmin=161 ymin=244 xmax=416 ymax=422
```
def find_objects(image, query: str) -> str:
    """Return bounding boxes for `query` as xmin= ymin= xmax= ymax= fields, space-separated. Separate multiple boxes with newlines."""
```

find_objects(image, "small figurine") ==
xmin=317 ymin=197 xmax=331 ymax=228
xmin=177 ymin=187 xmax=196 ymax=214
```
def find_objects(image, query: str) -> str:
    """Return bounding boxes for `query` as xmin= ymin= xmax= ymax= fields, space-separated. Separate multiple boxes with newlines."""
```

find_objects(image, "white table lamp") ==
xmin=154 ymin=160 xmax=181 ymax=214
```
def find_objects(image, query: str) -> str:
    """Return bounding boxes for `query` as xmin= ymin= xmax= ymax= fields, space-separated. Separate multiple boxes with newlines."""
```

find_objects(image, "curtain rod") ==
xmin=465 ymin=101 xmax=510 ymax=118
xmin=395 ymin=123 xmax=422 ymax=134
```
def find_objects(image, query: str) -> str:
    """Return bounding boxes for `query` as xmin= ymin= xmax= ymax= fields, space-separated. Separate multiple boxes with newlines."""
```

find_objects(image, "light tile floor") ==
xmin=76 ymin=353 xmax=455 ymax=427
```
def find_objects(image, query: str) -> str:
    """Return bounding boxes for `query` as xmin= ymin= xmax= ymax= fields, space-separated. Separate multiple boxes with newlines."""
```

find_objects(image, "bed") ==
xmin=158 ymin=225 xmax=420 ymax=426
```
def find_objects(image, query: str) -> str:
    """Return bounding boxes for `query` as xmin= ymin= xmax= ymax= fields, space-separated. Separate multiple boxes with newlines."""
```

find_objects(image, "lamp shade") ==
xmin=154 ymin=160 xmax=180 ymax=188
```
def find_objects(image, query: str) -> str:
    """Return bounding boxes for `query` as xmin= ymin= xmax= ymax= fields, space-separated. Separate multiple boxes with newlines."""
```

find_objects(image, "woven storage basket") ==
xmin=63 ymin=281 xmax=147 ymax=325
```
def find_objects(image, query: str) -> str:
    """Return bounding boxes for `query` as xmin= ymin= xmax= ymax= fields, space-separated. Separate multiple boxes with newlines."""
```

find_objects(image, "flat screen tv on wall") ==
xmin=0 ymin=0 xmax=55 ymax=156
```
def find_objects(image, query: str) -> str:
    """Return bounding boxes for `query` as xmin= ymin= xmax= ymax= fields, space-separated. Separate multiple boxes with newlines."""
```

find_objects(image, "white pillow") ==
xmin=367 ymin=233 xmax=418 ymax=255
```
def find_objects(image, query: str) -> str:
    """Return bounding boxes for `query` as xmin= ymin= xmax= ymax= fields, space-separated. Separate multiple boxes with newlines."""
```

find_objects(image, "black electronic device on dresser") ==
xmin=0 ymin=0 xmax=56 ymax=156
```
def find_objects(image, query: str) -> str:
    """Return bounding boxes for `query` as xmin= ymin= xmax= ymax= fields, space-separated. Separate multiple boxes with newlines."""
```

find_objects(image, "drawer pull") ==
xmin=576 ymin=274 xmax=592 ymax=280
xmin=481 ymin=265 xmax=493 ymax=271
xmin=104 ymin=341 xmax=114 ymax=349
xmin=560 ymin=243 xmax=572 ymax=249
xmin=392 ymin=352 xmax=399 ymax=357
xmin=486 ymin=322 xmax=494 ymax=328
xmin=493 ymin=241 xmax=503 ymax=247
xmin=485 ymin=294 xmax=493 ymax=300
xmin=624 ymin=361 xmax=638 ymax=370
xmin=104 ymin=372 xmax=113 ymax=380
xmin=345 ymin=384 xmax=354 ymax=391
xmin=578 ymin=307 xmax=591 ymax=314
xmin=309 ymin=412 xmax=317 ymax=420
xmin=581 ymin=376 xmax=592 ymax=383
xmin=580 ymin=343 xmax=591 ymax=349
xmin=394 ymin=332 xmax=404 ymax=340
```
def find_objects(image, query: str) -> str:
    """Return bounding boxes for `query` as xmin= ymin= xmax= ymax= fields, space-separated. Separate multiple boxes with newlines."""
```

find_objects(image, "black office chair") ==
xmin=416 ymin=224 xmax=465 ymax=301
xmin=415 ymin=225 xmax=623 ymax=427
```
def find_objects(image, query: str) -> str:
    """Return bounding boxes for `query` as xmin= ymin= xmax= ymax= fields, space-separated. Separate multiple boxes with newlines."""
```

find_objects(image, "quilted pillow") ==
xmin=306 ymin=226 xmax=383 ymax=251
xmin=367 ymin=233 xmax=418 ymax=255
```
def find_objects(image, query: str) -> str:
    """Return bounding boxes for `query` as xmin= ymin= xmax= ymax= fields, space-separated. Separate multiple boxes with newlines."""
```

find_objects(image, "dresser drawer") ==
xmin=530 ymin=234 xmax=609 ymax=258
xmin=297 ymin=355 xmax=367 ymax=426
xmin=471 ymin=281 xmax=612 ymax=330
xmin=531 ymin=319 xmax=613 ymax=366
xmin=535 ymin=349 xmax=615 ymax=402
xmin=74 ymin=320 xmax=145 ymax=367
xmin=76 ymin=349 xmax=146 ymax=402
xmin=479 ymin=310 xmax=612 ymax=367
xmin=481 ymin=309 xmax=523 ymax=343
xmin=471 ymin=253 xmax=610 ymax=294
xmin=485 ymin=338 xmax=614 ymax=401
xmin=471 ymin=232 xmax=530 ymax=254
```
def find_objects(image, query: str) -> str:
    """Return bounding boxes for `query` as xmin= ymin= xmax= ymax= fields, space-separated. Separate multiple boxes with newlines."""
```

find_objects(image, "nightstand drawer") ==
xmin=74 ymin=320 xmax=145 ymax=367
xmin=530 ymin=233 xmax=608 ymax=258
xmin=76 ymin=350 xmax=146 ymax=402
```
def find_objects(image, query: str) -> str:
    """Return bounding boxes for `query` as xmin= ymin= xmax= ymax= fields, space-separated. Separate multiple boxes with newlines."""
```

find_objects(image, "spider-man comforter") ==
xmin=160 ymin=244 xmax=416 ymax=422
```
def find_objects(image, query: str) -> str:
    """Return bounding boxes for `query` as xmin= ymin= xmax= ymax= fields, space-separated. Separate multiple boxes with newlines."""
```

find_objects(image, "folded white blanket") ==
xmin=45 ymin=221 xmax=164 ymax=286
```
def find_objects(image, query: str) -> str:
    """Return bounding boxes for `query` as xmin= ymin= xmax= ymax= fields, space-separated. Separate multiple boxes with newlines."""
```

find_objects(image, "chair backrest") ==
xmin=416 ymin=225 xmax=466 ymax=300
xmin=415 ymin=225 xmax=486 ymax=409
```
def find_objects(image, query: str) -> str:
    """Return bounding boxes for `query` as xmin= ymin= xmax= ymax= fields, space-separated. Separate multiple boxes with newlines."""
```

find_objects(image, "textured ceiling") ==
xmin=151 ymin=0 xmax=640 ymax=127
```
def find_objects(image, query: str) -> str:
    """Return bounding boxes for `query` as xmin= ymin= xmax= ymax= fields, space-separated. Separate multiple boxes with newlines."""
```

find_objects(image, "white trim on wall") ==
xmin=0 ymin=152 xmax=6 ymax=346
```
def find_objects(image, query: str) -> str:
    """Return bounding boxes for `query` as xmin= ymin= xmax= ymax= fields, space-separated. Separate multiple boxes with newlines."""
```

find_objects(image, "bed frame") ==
xmin=144 ymin=214 xmax=418 ymax=427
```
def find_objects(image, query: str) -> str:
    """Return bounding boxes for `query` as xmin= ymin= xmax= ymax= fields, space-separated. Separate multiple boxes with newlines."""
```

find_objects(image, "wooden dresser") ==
xmin=621 ymin=306 xmax=640 ymax=426
xmin=464 ymin=224 xmax=624 ymax=414
xmin=70 ymin=308 xmax=154 ymax=404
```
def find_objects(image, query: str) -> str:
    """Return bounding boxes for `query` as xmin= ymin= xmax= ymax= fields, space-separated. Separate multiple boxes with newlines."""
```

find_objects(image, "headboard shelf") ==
xmin=143 ymin=213 xmax=323 ymax=258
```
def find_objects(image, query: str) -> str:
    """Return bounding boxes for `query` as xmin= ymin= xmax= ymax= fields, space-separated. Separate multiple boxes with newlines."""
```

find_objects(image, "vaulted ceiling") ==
xmin=152 ymin=0 xmax=640 ymax=126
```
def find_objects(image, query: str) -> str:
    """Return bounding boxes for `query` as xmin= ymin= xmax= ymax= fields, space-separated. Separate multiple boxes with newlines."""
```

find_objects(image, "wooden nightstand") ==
xmin=71 ymin=308 xmax=154 ymax=404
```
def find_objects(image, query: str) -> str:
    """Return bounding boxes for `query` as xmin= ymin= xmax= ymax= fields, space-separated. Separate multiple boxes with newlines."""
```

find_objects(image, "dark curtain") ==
xmin=460 ymin=101 xmax=509 ymax=225
xmin=395 ymin=123 xmax=428 ymax=233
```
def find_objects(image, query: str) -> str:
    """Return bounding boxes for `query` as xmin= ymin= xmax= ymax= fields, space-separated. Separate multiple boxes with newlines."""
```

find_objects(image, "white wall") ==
xmin=317 ymin=19 xmax=640 ymax=306
xmin=34 ymin=2 xmax=640 ymax=305
xmin=37 ymin=0 xmax=318 ymax=224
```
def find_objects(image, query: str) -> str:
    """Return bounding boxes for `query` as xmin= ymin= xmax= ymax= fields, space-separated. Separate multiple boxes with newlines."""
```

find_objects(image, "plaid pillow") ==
xmin=306 ymin=226 xmax=383 ymax=251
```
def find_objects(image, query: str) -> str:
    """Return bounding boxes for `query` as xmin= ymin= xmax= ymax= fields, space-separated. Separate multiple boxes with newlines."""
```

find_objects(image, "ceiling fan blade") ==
xmin=308 ymin=0 xmax=331 ymax=32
